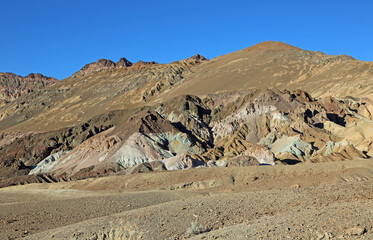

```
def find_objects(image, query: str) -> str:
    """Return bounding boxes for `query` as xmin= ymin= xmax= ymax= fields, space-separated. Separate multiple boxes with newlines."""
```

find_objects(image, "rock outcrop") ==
xmin=13 ymin=89 xmax=367 ymax=180
xmin=0 ymin=72 xmax=57 ymax=107
xmin=72 ymin=54 xmax=208 ymax=77
xmin=72 ymin=58 xmax=133 ymax=77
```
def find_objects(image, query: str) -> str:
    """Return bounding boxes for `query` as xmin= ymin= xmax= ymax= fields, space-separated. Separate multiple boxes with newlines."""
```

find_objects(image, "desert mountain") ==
xmin=0 ymin=72 xmax=57 ymax=107
xmin=163 ymin=41 xmax=373 ymax=99
xmin=0 ymin=41 xmax=372 ymax=186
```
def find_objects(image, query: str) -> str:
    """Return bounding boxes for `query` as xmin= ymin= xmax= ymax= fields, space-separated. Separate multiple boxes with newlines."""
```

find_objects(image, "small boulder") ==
xmin=206 ymin=160 xmax=217 ymax=167
xmin=219 ymin=155 xmax=260 ymax=167
xmin=244 ymin=144 xmax=276 ymax=165
xmin=345 ymin=226 xmax=366 ymax=236
xmin=162 ymin=154 xmax=206 ymax=170
xmin=128 ymin=161 xmax=166 ymax=174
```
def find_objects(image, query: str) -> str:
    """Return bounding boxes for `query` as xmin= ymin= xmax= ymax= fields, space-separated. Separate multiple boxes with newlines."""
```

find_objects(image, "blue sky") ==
xmin=0 ymin=0 xmax=372 ymax=79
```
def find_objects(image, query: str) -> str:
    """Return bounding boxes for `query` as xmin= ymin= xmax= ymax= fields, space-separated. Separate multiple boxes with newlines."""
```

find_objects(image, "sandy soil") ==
xmin=1 ymin=159 xmax=373 ymax=239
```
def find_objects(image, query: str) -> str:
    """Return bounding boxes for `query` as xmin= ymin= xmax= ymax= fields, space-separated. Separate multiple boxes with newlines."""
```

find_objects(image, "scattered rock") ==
xmin=128 ymin=161 xmax=166 ymax=174
xmin=162 ymin=154 xmax=206 ymax=170
xmin=2 ymin=219 xmax=17 ymax=224
xmin=186 ymin=221 xmax=203 ymax=235
xmin=345 ymin=226 xmax=366 ymax=235
xmin=316 ymin=232 xmax=334 ymax=240
xmin=217 ymin=155 xmax=260 ymax=167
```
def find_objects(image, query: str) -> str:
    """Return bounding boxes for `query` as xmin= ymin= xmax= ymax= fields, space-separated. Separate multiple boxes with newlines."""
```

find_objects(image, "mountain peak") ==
xmin=171 ymin=54 xmax=209 ymax=66
xmin=116 ymin=57 xmax=132 ymax=68
xmin=247 ymin=41 xmax=301 ymax=51
xmin=74 ymin=58 xmax=134 ymax=77
xmin=189 ymin=54 xmax=208 ymax=61
xmin=95 ymin=59 xmax=116 ymax=68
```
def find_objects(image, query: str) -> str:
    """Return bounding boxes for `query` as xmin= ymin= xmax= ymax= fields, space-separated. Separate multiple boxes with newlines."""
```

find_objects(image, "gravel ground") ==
xmin=20 ymin=180 xmax=373 ymax=240
xmin=0 ymin=159 xmax=372 ymax=239
xmin=0 ymin=190 xmax=206 ymax=239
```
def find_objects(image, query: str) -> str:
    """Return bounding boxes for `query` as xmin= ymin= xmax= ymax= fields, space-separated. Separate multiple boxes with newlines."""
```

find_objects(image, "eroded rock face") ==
xmin=243 ymin=144 xmax=275 ymax=165
xmin=29 ymin=151 xmax=70 ymax=175
xmin=0 ymin=116 xmax=115 ymax=179
xmin=263 ymin=135 xmax=313 ymax=161
xmin=0 ymin=72 xmax=57 ymax=106
xmin=17 ymin=89 xmax=370 ymax=180
xmin=307 ymin=140 xmax=367 ymax=162
xmin=25 ymin=111 xmax=206 ymax=177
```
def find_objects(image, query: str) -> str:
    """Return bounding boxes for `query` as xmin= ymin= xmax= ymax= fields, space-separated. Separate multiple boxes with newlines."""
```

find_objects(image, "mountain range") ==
xmin=0 ymin=41 xmax=372 ymax=187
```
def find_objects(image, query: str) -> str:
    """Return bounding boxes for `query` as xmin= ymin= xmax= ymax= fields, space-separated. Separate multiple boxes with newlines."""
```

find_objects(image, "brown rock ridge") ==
xmin=0 ymin=54 xmax=208 ymax=130
xmin=0 ymin=72 xmax=57 ymax=106
xmin=73 ymin=58 xmax=133 ymax=77
xmin=72 ymin=54 xmax=209 ymax=77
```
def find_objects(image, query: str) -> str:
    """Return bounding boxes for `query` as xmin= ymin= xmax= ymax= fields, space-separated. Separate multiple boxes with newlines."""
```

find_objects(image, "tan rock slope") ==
xmin=0 ymin=41 xmax=372 ymax=186
xmin=164 ymin=41 xmax=373 ymax=99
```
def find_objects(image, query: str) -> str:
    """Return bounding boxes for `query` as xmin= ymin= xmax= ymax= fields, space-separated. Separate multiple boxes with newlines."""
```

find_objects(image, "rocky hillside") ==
xmin=0 ymin=72 xmax=57 ymax=107
xmin=0 ymin=41 xmax=372 ymax=187
xmin=163 ymin=41 xmax=373 ymax=99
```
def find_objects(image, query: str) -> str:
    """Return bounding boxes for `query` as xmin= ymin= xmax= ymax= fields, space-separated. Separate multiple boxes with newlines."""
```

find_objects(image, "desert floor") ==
xmin=1 ymin=159 xmax=373 ymax=239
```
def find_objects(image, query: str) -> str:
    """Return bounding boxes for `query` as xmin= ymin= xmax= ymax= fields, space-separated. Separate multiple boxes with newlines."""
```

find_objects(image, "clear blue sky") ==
xmin=0 ymin=0 xmax=372 ymax=79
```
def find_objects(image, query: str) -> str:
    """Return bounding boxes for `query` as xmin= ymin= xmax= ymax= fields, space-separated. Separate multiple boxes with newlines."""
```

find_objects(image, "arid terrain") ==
xmin=0 ymin=41 xmax=372 ymax=239
xmin=1 ymin=159 xmax=373 ymax=239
